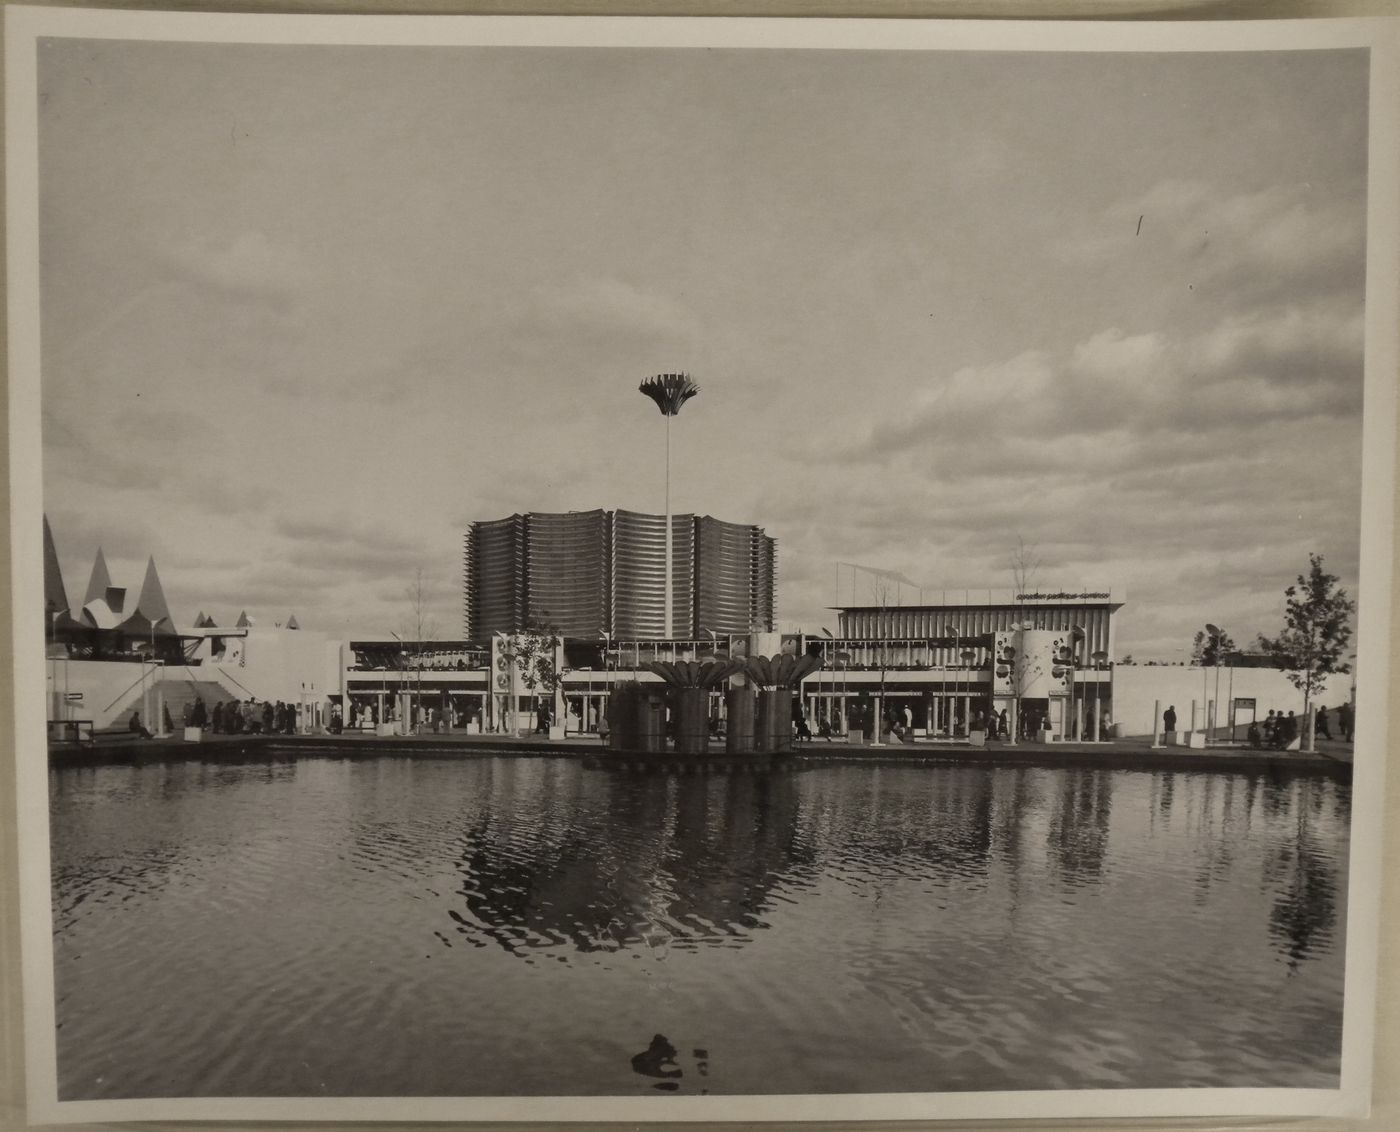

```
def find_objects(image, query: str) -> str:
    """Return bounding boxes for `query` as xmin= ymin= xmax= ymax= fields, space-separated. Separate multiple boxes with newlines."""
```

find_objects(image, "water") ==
xmin=48 ymin=756 xmax=1349 ymax=1098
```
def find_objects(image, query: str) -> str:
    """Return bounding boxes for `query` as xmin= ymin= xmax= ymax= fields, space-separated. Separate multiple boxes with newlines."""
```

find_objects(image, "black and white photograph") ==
xmin=6 ymin=8 xmax=1399 ymax=1126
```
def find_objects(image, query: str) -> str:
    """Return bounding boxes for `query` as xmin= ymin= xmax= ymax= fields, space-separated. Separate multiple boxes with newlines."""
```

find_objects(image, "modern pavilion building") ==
xmin=463 ymin=510 xmax=776 ymax=640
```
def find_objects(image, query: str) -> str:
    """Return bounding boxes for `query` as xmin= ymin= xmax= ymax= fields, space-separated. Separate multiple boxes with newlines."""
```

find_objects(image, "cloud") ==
xmin=814 ymin=294 xmax=1361 ymax=474
xmin=1061 ymin=179 xmax=1365 ymax=307
xmin=156 ymin=229 xmax=308 ymax=299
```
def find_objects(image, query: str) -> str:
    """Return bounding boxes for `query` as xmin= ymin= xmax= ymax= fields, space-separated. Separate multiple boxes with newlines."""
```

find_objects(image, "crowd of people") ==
xmin=1245 ymin=703 xmax=1353 ymax=749
xmin=179 ymin=697 xmax=308 ymax=735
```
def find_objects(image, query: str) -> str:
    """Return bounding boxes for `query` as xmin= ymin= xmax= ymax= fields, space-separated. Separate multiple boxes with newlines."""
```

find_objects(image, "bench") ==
xmin=47 ymin=719 xmax=93 ymax=743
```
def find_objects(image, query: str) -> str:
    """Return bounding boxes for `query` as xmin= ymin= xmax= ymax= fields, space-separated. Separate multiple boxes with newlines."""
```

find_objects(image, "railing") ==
xmin=103 ymin=663 xmax=158 ymax=714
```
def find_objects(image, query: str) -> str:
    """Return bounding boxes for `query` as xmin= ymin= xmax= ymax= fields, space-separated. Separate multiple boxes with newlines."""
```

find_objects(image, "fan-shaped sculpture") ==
xmin=638 ymin=373 xmax=699 ymax=417
xmin=739 ymin=653 xmax=825 ymax=753
xmin=740 ymin=652 xmax=824 ymax=689
xmin=641 ymin=658 xmax=745 ymax=688
xmin=642 ymin=658 xmax=744 ymax=753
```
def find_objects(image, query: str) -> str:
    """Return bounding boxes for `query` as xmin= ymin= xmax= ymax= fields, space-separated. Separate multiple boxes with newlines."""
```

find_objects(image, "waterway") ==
xmin=49 ymin=756 xmax=1349 ymax=1098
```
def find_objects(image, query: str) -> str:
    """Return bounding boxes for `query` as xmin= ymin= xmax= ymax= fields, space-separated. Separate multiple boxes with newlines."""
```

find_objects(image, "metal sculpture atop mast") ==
xmin=638 ymin=373 xmax=699 ymax=639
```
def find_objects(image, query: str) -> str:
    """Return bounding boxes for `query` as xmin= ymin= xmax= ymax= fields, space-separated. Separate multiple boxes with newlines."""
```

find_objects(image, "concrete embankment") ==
xmin=46 ymin=730 xmax=1353 ymax=781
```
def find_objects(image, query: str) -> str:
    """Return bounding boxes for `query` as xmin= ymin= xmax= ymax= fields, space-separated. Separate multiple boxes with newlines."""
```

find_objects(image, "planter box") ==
xmin=548 ymin=724 xmax=566 ymax=741
xmin=968 ymin=729 xmax=986 ymax=748
xmin=377 ymin=722 xmax=397 ymax=738
xmin=182 ymin=727 xmax=202 ymax=743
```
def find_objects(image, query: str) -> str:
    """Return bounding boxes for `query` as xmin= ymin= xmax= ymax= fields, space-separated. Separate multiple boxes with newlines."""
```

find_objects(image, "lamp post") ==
xmin=1204 ymin=622 xmax=1225 ymax=744
xmin=1067 ymin=626 xmax=1085 ymax=742
xmin=639 ymin=373 xmax=699 ymax=640
xmin=943 ymin=624 xmax=959 ymax=738
xmin=835 ymin=651 xmax=851 ymax=736
xmin=148 ymin=616 xmax=169 ymax=737
xmin=1090 ymin=650 xmax=1108 ymax=741
xmin=600 ymin=630 xmax=611 ymax=736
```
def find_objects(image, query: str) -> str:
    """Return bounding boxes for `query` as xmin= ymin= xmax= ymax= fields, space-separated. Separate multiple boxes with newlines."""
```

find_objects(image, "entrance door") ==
xmin=1232 ymin=697 xmax=1257 ymax=741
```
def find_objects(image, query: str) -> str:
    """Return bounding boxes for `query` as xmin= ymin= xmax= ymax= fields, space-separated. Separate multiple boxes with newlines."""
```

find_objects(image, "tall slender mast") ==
xmin=639 ymin=373 xmax=699 ymax=639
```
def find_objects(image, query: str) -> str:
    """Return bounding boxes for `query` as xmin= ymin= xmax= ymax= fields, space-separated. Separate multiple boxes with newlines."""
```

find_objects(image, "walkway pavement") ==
xmin=50 ymin=727 xmax=1353 ymax=777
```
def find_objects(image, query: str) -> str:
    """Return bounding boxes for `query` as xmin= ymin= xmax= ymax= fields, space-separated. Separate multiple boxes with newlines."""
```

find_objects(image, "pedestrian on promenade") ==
xmin=1263 ymin=710 xmax=1277 ymax=745
xmin=1163 ymin=705 xmax=1177 ymax=735
xmin=182 ymin=702 xmax=192 ymax=728
xmin=795 ymin=711 xmax=813 ymax=743
xmin=597 ymin=714 xmax=611 ymax=745
xmin=212 ymin=701 xmax=223 ymax=734
xmin=262 ymin=701 xmax=274 ymax=734
xmin=998 ymin=709 xmax=1009 ymax=738
xmin=1316 ymin=706 xmax=1332 ymax=740
xmin=128 ymin=712 xmax=152 ymax=740
xmin=1248 ymin=719 xmax=1262 ymax=749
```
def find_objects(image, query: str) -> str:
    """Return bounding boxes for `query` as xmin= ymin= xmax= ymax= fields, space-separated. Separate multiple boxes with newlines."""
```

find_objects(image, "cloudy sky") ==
xmin=37 ymin=37 xmax=1370 ymax=658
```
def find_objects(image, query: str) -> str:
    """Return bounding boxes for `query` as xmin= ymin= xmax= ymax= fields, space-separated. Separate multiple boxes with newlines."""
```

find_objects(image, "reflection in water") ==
xmin=49 ymin=757 xmax=1352 ymax=1099
xmin=1047 ymin=769 xmax=1113 ymax=884
xmin=452 ymin=771 xmax=811 ymax=958
xmin=1267 ymin=795 xmax=1341 ymax=972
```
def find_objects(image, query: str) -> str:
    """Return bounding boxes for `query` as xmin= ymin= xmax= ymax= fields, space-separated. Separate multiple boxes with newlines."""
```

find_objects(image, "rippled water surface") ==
xmin=50 ymin=757 xmax=1349 ymax=1098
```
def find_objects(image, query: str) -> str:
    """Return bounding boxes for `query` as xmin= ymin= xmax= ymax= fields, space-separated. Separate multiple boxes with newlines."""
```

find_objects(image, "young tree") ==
xmin=1257 ymin=554 xmax=1355 ymax=753
xmin=397 ymin=567 xmax=440 ymax=732
xmin=509 ymin=621 xmax=566 ymax=732
xmin=869 ymin=572 xmax=894 ymax=743
xmin=1191 ymin=626 xmax=1237 ymax=666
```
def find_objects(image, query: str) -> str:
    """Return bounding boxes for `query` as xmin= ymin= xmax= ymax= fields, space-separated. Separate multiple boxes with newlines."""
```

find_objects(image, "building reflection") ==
xmin=1265 ymin=789 xmax=1343 ymax=972
xmin=450 ymin=767 xmax=812 ymax=958
xmin=1046 ymin=768 xmax=1113 ymax=884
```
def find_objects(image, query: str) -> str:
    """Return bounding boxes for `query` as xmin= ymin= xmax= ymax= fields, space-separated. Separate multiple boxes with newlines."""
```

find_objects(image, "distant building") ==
xmin=463 ymin=510 xmax=776 ymax=640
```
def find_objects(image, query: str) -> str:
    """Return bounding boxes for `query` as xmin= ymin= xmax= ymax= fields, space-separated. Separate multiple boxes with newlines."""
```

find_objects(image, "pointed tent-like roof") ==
xmin=82 ymin=547 xmax=113 ymax=608
xmin=118 ymin=556 xmax=177 ymax=637
xmin=286 ymin=613 xmax=299 ymax=630
xmin=193 ymin=610 xmax=208 ymax=629
xmin=43 ymin=515 xmax=71 ymax=618
xmin=236 ymin=610 xmax=252 ymax=628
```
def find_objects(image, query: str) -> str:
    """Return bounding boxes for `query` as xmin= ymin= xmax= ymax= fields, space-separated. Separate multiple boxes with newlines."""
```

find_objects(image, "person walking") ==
xmin=1316 ymin=705 xmax=1332 ymax=741
xmin=1163 ymin=705 xmax=1177 ymax=735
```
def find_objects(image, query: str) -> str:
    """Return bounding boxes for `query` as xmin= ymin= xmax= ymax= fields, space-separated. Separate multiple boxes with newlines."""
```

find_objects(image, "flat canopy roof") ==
xmin=835 ymin=586 xmax=1126 ymax=611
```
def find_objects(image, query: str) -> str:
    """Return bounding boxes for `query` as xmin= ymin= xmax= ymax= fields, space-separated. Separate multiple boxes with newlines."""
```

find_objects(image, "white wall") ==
xmin=202 ymin=628 xmax=343 ymax=705
xmin=1110 ymin=665 xmax=1337 ymax=737
xmin=45 ymin=658 xmax=160 ymax=730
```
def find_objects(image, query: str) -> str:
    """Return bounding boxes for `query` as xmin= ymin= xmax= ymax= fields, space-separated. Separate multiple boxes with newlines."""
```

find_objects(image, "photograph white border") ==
xmin=7 ymin=6 xmax=1399 ymax=1125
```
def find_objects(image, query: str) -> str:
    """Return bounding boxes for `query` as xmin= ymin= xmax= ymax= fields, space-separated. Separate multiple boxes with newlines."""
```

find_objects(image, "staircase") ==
xmin=110 ymin=676 xmax=242 ymax=733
